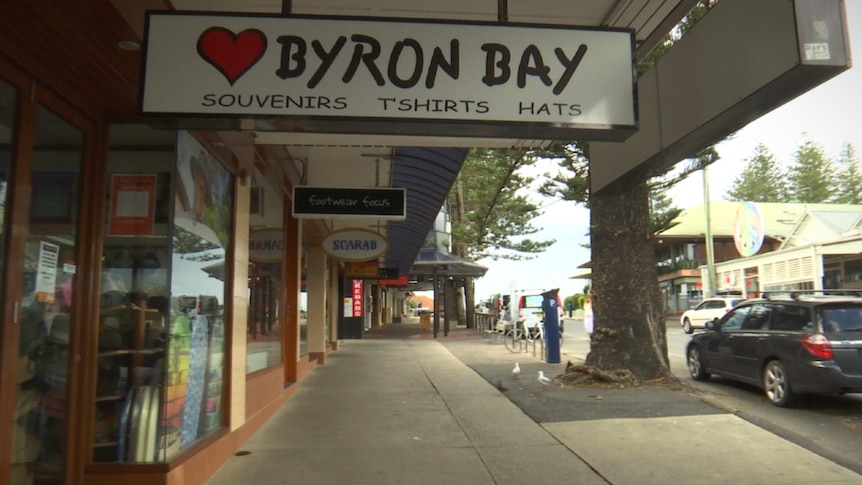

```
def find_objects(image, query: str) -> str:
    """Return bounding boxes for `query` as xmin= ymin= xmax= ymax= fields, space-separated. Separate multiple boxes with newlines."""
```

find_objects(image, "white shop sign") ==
xmin=323 ymin=228 xmax=388 ymax=262
xmin=141 ymin=13 xmax=636 ymax=137
xmin=249 ymin=228 xmax=283 ymax=263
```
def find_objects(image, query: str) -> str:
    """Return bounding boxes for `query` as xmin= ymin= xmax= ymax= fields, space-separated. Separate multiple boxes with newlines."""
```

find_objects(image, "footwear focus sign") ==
xmin=141 ymin=13 xmax=637 ymax=141
xmin=292 ymin=186 xmax=406 ymax=219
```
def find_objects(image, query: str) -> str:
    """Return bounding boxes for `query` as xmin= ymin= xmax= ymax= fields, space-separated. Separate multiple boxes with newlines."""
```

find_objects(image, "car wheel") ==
xmin=682 ymin=317 xmax=693 ymax=334
xmin=763 ymin=360 xmax=797 ymax=407
xmin=687 ymin=346 xmax=710 ymax=381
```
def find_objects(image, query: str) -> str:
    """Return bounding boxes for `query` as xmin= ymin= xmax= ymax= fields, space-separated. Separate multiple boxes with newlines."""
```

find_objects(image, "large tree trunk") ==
xmin=585 ymin=181 xmax=670 ymax=380
xmin=451 ymin=179 xmax=472 ymax=327
xmin=464 ymin=277 xmax=475 ymax=328
xmin=447 ymin=284 xmax=467 ymax=327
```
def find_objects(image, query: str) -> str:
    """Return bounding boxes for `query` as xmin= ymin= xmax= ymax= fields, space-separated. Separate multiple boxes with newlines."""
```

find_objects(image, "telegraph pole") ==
xmin=703 ymin=166 xmax=716 ymax=297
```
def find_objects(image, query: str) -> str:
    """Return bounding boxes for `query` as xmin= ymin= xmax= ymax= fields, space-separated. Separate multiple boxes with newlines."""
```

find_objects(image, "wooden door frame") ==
xmin=0 ymin=53 xmax=106 ymax=485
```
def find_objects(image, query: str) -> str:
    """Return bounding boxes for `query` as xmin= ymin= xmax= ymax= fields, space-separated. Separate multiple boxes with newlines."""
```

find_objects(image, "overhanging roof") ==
xmin=658 ymin=202 xmax=862 ymax=239
xmin=409 ymin=247 xmax=489 ymax=278
xmin=163 ymin=0 xmax=699 ymax=65
xmin=8 ymin=0 xmax=846 ymax=285
xmin=385 ymin=147 xmax=470 ymax=274
xmin=569 ymin=269 xmax=593 ymax=280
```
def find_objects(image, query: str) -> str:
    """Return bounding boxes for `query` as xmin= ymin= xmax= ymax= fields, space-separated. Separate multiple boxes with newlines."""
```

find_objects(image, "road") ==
xmin=557 ymin=317 xmax=862 ymax=475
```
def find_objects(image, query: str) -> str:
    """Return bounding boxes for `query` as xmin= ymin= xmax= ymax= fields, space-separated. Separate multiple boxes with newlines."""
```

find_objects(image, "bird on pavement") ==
xmin=494 ymin=379 xmax=509 ymax=392
xmin=538 ymin=370 xmax=552 ymax=390
xmin=512 ymin=362 xmax=521 ymax=379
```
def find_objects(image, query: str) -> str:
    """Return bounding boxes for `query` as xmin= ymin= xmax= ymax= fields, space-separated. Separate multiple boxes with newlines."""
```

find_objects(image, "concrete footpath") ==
xmin=207 ymin=322 xmax=861 ymax=484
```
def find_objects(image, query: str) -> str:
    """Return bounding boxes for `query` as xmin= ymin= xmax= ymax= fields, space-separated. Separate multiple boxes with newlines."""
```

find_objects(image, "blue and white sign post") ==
xmin=542 ymin=289 xmax=561 ymax=364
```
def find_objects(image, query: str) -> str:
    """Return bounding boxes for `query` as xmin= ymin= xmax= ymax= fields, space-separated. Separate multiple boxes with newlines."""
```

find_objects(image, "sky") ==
xmin=471 ymin=1 xmax=862 ymax=301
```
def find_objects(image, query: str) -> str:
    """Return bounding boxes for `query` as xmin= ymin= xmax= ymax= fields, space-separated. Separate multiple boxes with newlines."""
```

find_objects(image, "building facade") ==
xmin=0 ymin=1 xmax=850 ymax=484
xmin=656 ymin=202 xmax=862 ymax=313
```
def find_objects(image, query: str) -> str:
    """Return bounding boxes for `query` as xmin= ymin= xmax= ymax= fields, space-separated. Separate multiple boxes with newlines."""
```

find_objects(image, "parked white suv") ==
xmin=680 ymin=297 xmax=745 ymax=333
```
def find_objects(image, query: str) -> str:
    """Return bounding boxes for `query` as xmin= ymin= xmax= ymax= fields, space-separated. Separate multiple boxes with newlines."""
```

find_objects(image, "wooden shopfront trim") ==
xmin=0 ymin=52 xmax=107 ymax=485
xmin=0 ymin=53 xmax=37 ymax=483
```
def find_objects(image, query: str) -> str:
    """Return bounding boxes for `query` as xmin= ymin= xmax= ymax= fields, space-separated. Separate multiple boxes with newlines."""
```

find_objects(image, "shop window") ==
xmin=95 ymin=124 xmax=174 ymax=464
xmin=249 ymin=183 xmax=264 ymax=216
xmin=824 ymin=268 xmax=841 ymax=289
xmin=0 ymin=76 xmax=12 ymax=306
xmin=93 ymin=128 xmax=230 ymax=463
xmin=246 ymin=168 xmax=283 ymax=374
xmin=300 ymin=256 xmax=308 ymax=356
xmin=844 ymin=259 xmax=862 ymax=283
xmin=163 ymin=131 xmax=231 ymax=458
xmin=15 ymin=104 xmax=83 ymax=481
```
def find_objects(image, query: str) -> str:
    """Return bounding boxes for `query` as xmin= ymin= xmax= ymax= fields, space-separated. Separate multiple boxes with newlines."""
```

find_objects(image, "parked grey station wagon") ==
xmin=686 ymin=291 xmax=862 ymax=407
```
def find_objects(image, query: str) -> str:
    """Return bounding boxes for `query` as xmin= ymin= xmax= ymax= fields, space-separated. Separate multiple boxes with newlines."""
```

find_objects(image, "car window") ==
xmin=770 ymin=305 xmax=812 ymax=331
xmin=821 ymin=306 xmax=862 ymax=332
xmin=521 ymin=295 xmax=543 ymax=308
xmin=720 ymin=305 xmax=752 ymax=330
xmin=694 ymin=300 xmax=710 ymax=311
xmin=708 ymin=300 xmax=723 ymax=310
xmin=742 ymin=303 xmax=770 ymax=330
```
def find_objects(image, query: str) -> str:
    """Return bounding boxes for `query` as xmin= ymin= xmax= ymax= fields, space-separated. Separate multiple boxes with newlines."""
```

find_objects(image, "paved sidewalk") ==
xmin=207 ymin=323 xmax=861 ymax=484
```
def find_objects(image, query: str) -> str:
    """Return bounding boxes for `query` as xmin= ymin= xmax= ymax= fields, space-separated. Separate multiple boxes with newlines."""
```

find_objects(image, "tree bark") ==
xmin=464 ymin=276 xmax=475 ymax=328
xmin=451 ymin=179 xmax=472 ymax=327
xmin=585 ymin=181 xmax=670 ymax=380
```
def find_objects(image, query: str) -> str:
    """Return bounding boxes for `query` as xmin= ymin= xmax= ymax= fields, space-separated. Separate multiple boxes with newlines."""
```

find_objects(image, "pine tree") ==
xmin=786 ymin=136 xmax=836 ymax=203
xmin=452 ymin=1 xmax=721 ymax=380
xmin=649 ymin=184 xmax=682 ymax=234
xmin=450 ymin=148 xmax=556 ymax=327
xmin=833 ymin=142 xmax=862 ymax=204
xmin=449 ymin=148 xmax=555 ymax=262
xmin=725 ymin=144 xmax=786 ymax=202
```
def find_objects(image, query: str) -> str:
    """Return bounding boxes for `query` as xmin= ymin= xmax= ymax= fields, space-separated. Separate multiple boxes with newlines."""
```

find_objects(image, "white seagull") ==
xmin=512 ymin=362 xmax=521 ymax=379
xmin=538 ymin=371 xmax=552 ymax=390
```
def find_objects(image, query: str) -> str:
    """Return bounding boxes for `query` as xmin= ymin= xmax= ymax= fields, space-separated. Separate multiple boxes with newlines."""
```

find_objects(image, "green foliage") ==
xmin=649 ymin=185 xmax=682 ymax=234
xmin=787 ymin=136 xmax=836 ymax=203
xmin=450 ymin=148 xmax=555 ymax=261
xmin=639 ymin=0 xmax=721 ymax=75
xmin=173 ymin=226 xmax=222 ymax=262
xmin=648 ymin=147 xmax=718 ymax=235
xmin=724 ymin=137 xmax=862 ymax=204
xmin=534 ymin=141 xmax=591 ymax=205
xmin=450 ymin=1 xmax=724 ymax=263
xmin=531 ymin=141 xmax=688 ymax=242
xmin=833 ymin=143 xmax=862 ymax=204
xmin=725 ymin=144 xmax=787 ymax=202
xmin=563 ymin=294 xmax=583 ymax=311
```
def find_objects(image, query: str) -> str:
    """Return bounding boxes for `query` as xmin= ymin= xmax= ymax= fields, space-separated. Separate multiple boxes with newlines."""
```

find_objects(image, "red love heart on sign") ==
xmin=197 ymin=27 xmax=267 ymax=85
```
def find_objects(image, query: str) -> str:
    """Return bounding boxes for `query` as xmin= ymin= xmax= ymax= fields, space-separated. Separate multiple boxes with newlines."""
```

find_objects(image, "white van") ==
xmin=488 ymin=293 xmax=513 ymax=321
xmin=514 ymin=289 xmax=564 ymax=331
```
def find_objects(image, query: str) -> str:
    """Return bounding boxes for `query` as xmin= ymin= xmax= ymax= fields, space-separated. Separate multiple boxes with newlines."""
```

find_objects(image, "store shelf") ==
xmin=93 ymin=302 xmax=166 ymax=463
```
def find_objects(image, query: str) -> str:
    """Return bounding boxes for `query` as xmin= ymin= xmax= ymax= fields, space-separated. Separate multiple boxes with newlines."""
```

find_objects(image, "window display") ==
xmin=164 ymin=130 xmax=231 ymax=457
xmin=93 ymin=128 xmax=231 ymax=463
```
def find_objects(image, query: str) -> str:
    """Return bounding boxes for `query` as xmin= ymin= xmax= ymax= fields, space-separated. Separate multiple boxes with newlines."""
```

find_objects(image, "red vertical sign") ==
xmin=352 ymin=280 xmax=364 ymax=317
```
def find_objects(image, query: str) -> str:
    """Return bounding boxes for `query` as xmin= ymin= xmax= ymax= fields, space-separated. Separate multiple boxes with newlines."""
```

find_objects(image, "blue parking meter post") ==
xmin=542 ymin=289 xmax=561 ymax=364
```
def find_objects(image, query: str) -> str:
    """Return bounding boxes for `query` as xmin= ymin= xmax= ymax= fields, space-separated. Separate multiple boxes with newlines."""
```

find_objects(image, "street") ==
xmin=556 ymin=317 xmax=862 ymax=475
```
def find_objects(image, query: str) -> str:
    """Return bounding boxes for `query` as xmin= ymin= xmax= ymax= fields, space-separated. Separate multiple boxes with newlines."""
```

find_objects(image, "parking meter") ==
xmin=542 ymin=289 xmax=561 ymax=364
